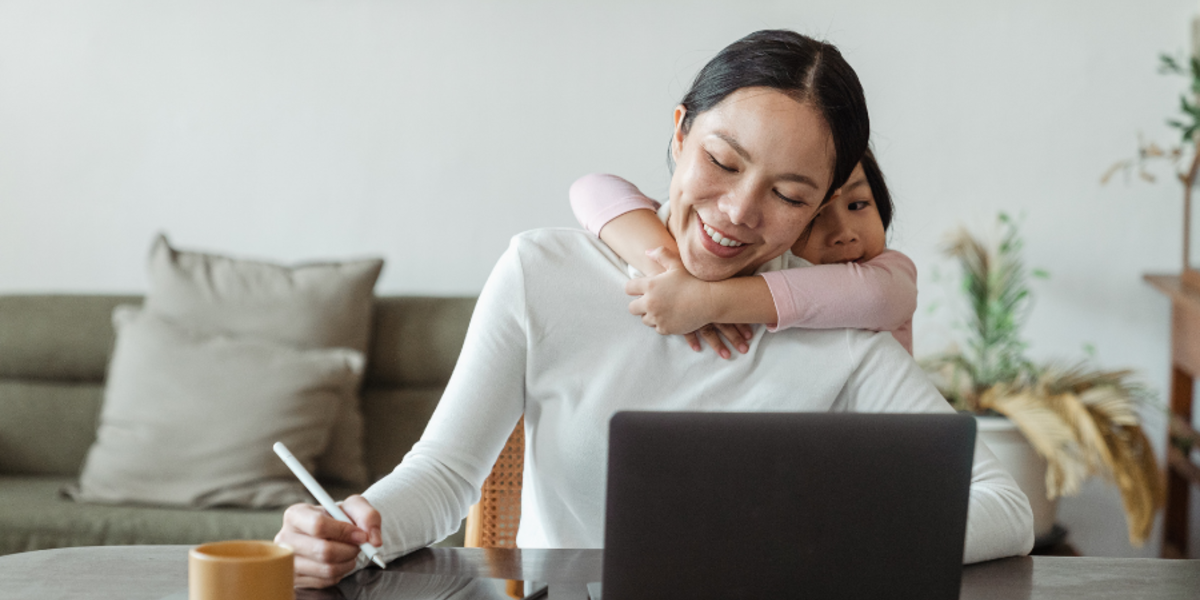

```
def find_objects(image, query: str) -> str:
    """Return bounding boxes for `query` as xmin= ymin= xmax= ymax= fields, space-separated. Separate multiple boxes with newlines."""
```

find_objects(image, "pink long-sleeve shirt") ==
xmin=569 ymin=173 xmax=916 ymax=354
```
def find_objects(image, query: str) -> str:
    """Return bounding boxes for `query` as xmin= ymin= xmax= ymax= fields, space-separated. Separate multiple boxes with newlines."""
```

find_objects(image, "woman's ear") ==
xmin=671 ymin=105 xmax=687 ymax=161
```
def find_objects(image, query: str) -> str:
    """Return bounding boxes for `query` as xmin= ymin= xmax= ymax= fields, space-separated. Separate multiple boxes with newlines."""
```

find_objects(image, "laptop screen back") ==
xmin=601 ymin=411 xmax=976 ymax=600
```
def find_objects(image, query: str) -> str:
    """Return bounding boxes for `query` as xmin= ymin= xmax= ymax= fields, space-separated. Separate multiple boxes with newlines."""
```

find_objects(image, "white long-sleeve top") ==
xmin=360 ymin=227 xmax=1034 ymax=569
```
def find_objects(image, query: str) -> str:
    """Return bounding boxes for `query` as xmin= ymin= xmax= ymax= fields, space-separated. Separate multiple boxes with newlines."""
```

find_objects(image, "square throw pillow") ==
xmin=143 ymin=234 xmax=383 ymax=487
xmin=67 ymin=307 xmax=365 ymax=508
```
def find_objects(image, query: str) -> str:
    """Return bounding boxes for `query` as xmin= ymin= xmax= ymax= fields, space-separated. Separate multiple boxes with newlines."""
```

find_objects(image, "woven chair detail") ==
xmin=464 ymin=418 xmax=524 ymax=598
xmin=465 ymin=417 xmax=524 ymax=549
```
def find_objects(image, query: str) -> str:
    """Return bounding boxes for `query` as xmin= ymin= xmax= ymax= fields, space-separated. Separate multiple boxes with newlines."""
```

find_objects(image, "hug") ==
xmin=275 ymin=28 xmax=1036 ymax=588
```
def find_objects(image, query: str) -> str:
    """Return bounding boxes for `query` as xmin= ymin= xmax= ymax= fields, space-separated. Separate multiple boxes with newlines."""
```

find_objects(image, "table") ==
xmin=1 ymin=545 xmax=1198 ymax=600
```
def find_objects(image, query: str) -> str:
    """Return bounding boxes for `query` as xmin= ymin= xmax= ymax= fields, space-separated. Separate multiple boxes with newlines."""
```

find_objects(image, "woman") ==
xmin=277 ymin=30 xmax=1034 ymax=588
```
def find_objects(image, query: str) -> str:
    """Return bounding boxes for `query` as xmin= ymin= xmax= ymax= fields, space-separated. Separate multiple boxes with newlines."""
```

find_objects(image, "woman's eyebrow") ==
xmin=712 ymin=131 xmax=819 ymax=189
xmin=713 ymin=131 xmax=752 ymax=160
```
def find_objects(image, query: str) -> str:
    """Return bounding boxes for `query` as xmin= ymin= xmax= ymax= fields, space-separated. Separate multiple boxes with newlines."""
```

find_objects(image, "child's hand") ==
xmin=684 ymin=324 xmax=754 ymax=360
xmin=625 ymin=247 xmax=753 ymax=359
xmin=625 ymin=247 xmax=715 ymax=335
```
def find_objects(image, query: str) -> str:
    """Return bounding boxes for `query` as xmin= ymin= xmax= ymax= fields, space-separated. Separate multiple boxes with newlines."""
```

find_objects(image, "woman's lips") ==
xmin=695 ymin=215 xmax=749 ymax=259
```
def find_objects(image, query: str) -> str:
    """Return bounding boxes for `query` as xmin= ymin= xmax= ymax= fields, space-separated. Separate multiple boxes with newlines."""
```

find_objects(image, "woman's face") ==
xmin=667 ymin=87 xmax=835 ymax=281
xmin=793 ymin=163 xmax=887 ymax=265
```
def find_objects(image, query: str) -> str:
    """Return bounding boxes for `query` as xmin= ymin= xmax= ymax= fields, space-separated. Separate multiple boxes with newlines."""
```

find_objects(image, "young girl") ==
xmin=569 ymin=148 xmax=916 ymax=357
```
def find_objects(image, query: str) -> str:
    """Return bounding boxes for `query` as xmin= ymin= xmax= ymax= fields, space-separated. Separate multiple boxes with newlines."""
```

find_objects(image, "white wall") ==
xmin=2 ymin=0 xmax=1196 ymax=557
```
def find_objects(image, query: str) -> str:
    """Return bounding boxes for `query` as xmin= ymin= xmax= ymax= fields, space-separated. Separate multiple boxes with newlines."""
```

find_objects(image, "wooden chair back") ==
xmin=464 ymin=417 xmax=524 ymax=548
xmin=464 ymin=418 xmax=524 ymax=598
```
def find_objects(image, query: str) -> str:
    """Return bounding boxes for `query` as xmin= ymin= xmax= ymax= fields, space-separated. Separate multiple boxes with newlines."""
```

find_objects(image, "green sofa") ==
xmin=0 ymin=294 xmax=476 ymax=556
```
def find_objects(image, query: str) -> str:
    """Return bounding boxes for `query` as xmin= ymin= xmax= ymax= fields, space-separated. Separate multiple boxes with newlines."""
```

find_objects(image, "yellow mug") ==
xmin=188 ymin=540 xmax=294 ymax=600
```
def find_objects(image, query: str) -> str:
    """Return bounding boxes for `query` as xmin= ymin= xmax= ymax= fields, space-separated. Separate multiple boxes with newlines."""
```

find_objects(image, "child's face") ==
xmin=793 ymin=163 xmax=886 ymax=265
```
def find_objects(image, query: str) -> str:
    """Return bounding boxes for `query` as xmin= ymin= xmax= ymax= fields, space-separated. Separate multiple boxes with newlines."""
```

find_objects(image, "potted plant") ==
xmin=1101 ymin=52 xmax=1200 ymax=272
xmin=921 ymin=214 xmax=1164 ymax=546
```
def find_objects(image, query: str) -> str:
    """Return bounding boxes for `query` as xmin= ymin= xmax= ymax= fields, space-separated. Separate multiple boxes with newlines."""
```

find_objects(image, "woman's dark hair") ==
xmin=860 ymin=147 xmax=894 ymax=231
xmin=672 ymin=29 xmax=870 ymax=202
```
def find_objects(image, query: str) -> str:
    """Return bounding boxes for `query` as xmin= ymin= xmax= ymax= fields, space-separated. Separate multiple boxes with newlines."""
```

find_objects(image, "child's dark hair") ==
xmin=860 ymin=148 xmax=894 ymax=231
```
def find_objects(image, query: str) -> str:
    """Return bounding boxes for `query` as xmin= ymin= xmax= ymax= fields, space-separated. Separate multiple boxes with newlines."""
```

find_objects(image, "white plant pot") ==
xmin=975 ymin=415 xmax=1058 ymax=541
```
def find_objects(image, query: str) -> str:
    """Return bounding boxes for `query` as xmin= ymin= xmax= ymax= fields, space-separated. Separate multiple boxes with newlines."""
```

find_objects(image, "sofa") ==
xmin=0 ymin=294 xmax=476 ymax=556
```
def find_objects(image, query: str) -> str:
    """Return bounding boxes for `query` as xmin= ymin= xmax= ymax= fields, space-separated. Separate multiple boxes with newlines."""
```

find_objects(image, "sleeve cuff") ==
xmin=589 ymin=201 xmax=660 ymax=237
xmin=759 ymin=271 xmax=795 ymax=332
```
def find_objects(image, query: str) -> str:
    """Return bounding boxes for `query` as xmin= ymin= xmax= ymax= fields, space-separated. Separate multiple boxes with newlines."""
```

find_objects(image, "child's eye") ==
xmin=707 ymin=152 xmax=737 ymax=173
xmin=848 ymin=200 xmax=871 ymax=211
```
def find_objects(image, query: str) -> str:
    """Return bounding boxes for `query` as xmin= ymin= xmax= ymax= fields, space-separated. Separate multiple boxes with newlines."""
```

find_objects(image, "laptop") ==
xmin=600 ymin=411 xmax=976 ymax=600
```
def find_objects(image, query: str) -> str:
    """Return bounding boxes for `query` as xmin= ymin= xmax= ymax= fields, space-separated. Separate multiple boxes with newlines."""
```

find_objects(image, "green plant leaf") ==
xmin=1160 ymin=53 xmax=1183 ymax=74
xmin=1032 ymin=268 xmax=1050 ymax=279
xmin=1181 ymin=96 xmax=1200 ymax=117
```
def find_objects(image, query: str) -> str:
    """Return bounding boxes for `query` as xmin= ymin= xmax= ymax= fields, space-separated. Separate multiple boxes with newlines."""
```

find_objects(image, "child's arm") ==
xmin=759 ymin=249 xmax=918 ymax=334
xmin=570 ymin=174 xmax=918 ymax=351
xmin=636 ymin=250 xmax=919 ymax=335
xmin=626 ymin=249 xmax=777 ymax=334
xmin=628 ymin=251 xmax=917 ymax=355
xmin=569 ymin=174 xmax=673 ymax=276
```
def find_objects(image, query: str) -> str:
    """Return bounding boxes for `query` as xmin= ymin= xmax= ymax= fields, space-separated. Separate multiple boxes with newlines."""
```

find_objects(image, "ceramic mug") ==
xmin=188 ymin=540 xmax=294 ymax=600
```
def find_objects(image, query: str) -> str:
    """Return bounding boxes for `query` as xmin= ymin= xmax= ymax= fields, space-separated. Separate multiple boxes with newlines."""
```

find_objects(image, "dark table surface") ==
xmin=1 ymin=545 xmax=1198 ymax=600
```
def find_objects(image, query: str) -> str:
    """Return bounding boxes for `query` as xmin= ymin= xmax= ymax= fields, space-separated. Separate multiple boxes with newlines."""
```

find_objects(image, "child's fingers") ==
xmin=624 ymin=277 xmax=649 ymax=297
xmin=646 ymin=246 xmax=685 ymax=272
xmin=715 ymin=324 xmax=749 ymax=354
xmin=683 ymin=332 xmax=701 ymax=352
xmin=735 ymin=324 xmax=754 ymax=341
xmin=697 ymin=326 xmax=732 ymax=360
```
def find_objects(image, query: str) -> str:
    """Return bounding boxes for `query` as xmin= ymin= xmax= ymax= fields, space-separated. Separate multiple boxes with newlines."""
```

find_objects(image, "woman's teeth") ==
xmin=703 ymin=224 xmax=745 ymax=247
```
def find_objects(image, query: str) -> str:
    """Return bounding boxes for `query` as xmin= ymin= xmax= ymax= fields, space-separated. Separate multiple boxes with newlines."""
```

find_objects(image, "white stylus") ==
xmin=273 ymin=442 xmax=387 ymax=569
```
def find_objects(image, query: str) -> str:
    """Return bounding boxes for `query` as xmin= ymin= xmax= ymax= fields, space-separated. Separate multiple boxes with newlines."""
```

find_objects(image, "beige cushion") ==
xmin=68 ymin=307 xmax=364 ymax=508
xmin=144 ymin=235 xmax=383 ymax=487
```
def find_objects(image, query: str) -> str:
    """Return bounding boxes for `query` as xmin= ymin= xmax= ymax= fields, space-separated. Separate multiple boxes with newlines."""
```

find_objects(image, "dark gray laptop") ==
xmin=601 ymin=411 xmax=976 ymax=600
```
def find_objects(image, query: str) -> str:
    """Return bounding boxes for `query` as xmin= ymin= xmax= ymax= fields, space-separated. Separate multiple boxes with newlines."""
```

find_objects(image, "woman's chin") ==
xmin=679 ymin=248 xmax=743 ymax=282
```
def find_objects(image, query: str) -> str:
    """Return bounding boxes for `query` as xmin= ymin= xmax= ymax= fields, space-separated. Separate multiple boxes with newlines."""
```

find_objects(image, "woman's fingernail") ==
xmin=738 ymin=344 xmax=748 ymax=353
xmin=743 ymin=330 xmax=753 ymax=340
xmin=720 ymin=349 xmax=730 ymax=359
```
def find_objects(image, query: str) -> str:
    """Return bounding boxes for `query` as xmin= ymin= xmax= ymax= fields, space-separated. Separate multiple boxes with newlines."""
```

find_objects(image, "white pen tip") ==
xmin=372 ymin=555 xmax=387 ymax=569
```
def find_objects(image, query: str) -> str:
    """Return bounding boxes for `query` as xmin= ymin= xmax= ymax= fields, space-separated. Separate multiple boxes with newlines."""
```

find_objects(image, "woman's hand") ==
xmin=625 ymin=247 xmax=753 ymax=359
xmin=275 ymin=494 xmax=383 ymax=589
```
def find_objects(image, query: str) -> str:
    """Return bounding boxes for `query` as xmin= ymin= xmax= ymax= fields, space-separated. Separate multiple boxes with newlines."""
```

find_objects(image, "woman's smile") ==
xmin=696 ymin=214 xmax=750 ymax=258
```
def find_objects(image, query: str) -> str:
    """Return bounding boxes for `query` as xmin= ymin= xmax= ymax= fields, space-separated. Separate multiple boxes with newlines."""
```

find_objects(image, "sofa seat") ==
xmin=0 ymin=475 xmax=466 ymax=555
xmin=0 ymin=475 xmax=316 ymax=555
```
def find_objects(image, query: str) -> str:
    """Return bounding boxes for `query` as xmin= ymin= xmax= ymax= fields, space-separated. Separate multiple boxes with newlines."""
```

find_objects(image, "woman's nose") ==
xmin=718 ymin=188 xmax=760 ymax=228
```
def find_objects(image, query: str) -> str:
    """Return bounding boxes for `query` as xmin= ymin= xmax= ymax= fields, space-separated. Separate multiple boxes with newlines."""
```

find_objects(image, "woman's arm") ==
xmin=361 ymin=241 xmax=529 ymax=561
xmin=569 ymin=173 xmax=672 ymax=276
xmin=278 ymin=238 xmax=530 ymax=584
xmin=836 ymin=331 xmax=1035 ymax=563
xmin=760 ymin=250 xmax=917 ymax=334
